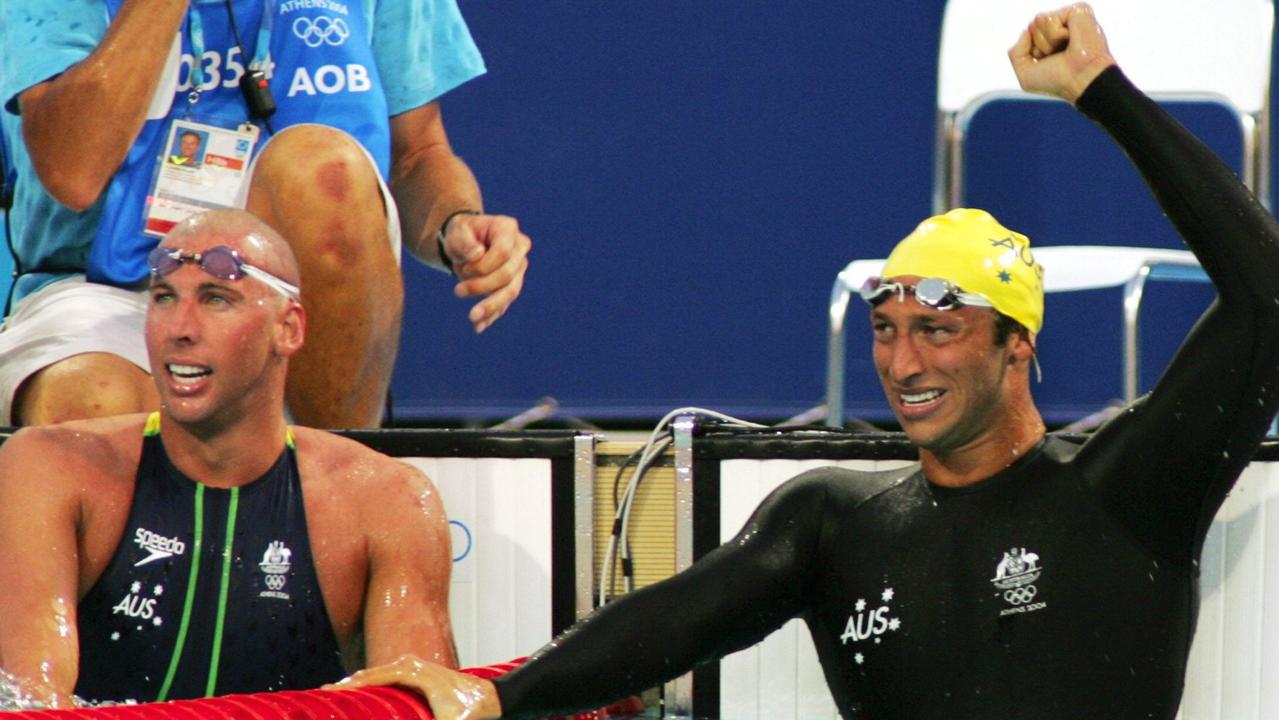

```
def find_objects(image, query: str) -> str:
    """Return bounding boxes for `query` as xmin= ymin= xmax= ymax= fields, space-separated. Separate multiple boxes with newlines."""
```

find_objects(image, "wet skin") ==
xmin=869 ymin=278 xmax=1017 ymax=455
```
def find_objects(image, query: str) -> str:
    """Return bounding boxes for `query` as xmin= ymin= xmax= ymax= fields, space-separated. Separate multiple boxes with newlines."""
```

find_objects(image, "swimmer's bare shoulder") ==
xmin=0 ymin=414 xmax=148 ymax=583
xmin=289 ymin=425 xmax=440 ymax=515
xmin=0 ymin=412 xmax=147 ymax=482
xmin=289 ymin=426 xmax=454 ymax=667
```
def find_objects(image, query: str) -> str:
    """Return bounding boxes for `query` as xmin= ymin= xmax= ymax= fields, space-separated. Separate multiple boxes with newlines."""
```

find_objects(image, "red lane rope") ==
xmin=2 ymin=660 xmax=642 ymax=720
xmin=4 ymin=686 xmax=433 ymax=720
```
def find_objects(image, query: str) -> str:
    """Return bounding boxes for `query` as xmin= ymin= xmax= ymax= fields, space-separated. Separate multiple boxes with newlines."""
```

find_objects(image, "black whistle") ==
xmin=240 ymin=70 xmax=277 ymax=120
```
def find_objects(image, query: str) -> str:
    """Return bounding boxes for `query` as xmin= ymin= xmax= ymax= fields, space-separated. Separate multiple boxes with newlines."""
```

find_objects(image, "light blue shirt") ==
xmin=0 ymin=0 xmax=485 ymax=301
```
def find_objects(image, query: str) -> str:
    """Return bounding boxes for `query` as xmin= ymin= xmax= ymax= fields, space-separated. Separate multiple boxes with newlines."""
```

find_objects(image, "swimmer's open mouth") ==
xmin=168 ymin=364 xmax=212 ymax=382
xmin=900 ymin=389 xmax=943 ymax=406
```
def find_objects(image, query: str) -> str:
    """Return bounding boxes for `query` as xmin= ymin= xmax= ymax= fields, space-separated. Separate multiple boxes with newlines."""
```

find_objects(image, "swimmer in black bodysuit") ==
xmin=336 ymin=5 xmax=1279 ymax=718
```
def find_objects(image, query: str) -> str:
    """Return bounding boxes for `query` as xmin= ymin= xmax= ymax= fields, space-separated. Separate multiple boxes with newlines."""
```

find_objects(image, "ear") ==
xmin=273 ymin=301 xmax=306 ymax=358
xmin=1007 ymin=328 xmax=1036 ymax=365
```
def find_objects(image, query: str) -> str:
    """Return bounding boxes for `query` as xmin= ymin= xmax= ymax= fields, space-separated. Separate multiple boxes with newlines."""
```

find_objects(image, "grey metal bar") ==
xmin=1242 ymin=111 xmax=1272 ymax=210
xmin=935 ymin=111 xmax=967 ymax=213
xmin=825 ymin=276 xmax=854 ymax=427
xmin=573 ymin=432 xmax=597 ymax=620
xmin=663 ymin=414 xmax=698 ymax=718
xmin=1122 ymin=265 xmax=1152 ymax=403
xmin=1121 ymin=258 xmax=1206 ymax=402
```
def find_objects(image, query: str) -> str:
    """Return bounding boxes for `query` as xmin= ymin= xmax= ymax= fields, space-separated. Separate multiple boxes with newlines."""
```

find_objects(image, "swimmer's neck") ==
xmin=918 ymin=414 xmax=1046 ymax=488
xmin=159 ymin=410 xmax=292 ymax=489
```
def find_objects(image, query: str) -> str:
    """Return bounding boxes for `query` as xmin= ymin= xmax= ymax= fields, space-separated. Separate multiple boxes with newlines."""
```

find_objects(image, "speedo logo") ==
xmin=133 ymin=528 xmax=187 ymax=567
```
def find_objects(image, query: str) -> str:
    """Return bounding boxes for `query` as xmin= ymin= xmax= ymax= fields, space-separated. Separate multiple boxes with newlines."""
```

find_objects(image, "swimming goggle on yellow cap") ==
xmin=875 ymin=208 xmax=1044 ymax=334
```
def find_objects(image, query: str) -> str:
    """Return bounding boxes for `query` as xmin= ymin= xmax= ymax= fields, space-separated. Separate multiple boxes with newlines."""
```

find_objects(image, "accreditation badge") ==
xmin=143 ymin=118 xmax=260 ymax=237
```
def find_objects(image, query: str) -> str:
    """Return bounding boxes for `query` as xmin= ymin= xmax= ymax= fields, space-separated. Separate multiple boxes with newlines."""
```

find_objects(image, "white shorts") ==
xmin=0 ymin=277 xmax=150 ymax=424
xmin=0 ymin=127 xmax=401 ymax=425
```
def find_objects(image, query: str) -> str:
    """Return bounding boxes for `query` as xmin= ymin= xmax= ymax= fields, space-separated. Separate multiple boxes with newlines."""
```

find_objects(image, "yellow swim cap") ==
xmin=880 ymin=208 xmax=1044 ymax=333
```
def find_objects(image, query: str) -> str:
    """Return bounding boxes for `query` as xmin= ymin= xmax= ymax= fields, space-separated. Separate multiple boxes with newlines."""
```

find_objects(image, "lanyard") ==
xmin=187 ymin=8 xmax=207 ymax=107
xmin=185 ymin=0 xmax=276 ymax=108
xmin=252 ymin=0 xmax=275 ymax=70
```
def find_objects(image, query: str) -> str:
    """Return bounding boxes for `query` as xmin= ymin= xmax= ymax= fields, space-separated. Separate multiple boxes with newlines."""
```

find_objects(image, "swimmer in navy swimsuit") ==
xmin=338 ymin=6 xmax=1279 ymax=719
xmin=73 ymin=414 xmax=345 ymax=702
xmin=0 ymin=210 xmax=456 ymax=707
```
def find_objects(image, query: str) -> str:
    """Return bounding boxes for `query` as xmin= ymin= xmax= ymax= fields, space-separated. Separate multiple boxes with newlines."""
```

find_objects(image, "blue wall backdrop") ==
xmin=388 ymin=2 xmax=1252 ymax=427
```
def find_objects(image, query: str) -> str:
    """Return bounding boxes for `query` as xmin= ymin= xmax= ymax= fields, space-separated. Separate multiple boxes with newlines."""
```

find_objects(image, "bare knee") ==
xmin=13 ymin=353 xmax=160 ymax=425
xmin=246 ymin=125 xmax=389 ymax=273
xmin=251 ymin=125 xmax=380 ymax=209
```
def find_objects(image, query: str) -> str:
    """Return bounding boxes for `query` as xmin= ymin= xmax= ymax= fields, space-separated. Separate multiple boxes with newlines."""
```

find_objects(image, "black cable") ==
xmin=608 ymin=435 xmax=677 ymax=598
xmin=223 ymin=0 xmax=248 ymax=57
xmin=0 ymin=145 xmax=7 ymax=211
xmin=3 ymin=204 xmax=15 ymax=318
xmin=605 ymin=446 xmax=646 ymax=601
xmin=611 ymin=445 xmax=646 ymax=512
xmin=3 ymin=163 xmax=21 ymax=318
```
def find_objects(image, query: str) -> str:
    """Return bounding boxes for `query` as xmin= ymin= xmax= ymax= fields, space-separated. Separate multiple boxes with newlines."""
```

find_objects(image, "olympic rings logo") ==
xmin=1003 ymin=585 xmax=1038 ymax=605
xmin=292 ymin=16 xmax=351 ymax=47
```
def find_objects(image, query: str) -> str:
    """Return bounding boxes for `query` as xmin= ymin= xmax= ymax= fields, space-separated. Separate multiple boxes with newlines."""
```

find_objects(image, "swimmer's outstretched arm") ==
xmin=1015 ymin=4 xmax=1279 ymax=563
xmin=334 ymin=472 xmax=833 ymax=719
xmin=0 ymin=426 xmax=99 ymax=708
xmin=357 ymin=459 xmax=460 ymax=670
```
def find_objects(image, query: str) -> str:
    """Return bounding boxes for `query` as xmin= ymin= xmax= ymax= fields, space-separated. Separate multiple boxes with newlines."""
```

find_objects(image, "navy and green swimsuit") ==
xmin=75 ymin=413 xmax=345 ymax=703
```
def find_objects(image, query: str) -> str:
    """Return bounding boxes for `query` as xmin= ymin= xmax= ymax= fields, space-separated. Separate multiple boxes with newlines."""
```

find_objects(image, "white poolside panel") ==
xmin=717 ymin=458 xmax=892 ymax=720
xmin=401 ymin=457 xmax=553 ymax=668
xmin=1180 ymin=461 xmax=1279 ymax=720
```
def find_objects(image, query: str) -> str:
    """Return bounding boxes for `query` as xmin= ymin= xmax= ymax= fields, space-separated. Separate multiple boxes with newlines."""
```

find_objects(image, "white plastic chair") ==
xmin=936 ymin=0 xmax=1273 ymax=212
xmin=825 ymin=0 xmax=1273 ymax=428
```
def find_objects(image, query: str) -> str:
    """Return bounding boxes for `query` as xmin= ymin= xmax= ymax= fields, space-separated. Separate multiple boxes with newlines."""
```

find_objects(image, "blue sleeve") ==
xmin=1 ymin=1 xmax=108 ymax=114
xmin=371 ymin=0 xmax=486 ymax=116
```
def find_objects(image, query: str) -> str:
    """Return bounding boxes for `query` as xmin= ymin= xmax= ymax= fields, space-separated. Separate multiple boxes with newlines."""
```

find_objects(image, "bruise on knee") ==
xmin=249 ymin=130 xmax=386 ymax=240
xmin=255 ymin=126 xmax=376 ymax=201
xmin=316 ymin=159 xmax=353 ymax=202
xmin=311 ymin=218 xmax=369 ymax=272
xmin=246 ymin=126 xmax=391 ymax=296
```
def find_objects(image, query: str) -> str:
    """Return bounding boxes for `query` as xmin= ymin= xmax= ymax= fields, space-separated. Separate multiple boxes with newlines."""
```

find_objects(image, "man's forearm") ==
xmin=22 ymin=0 xmax=190 ymax=210
xmin=0 ymin=584 xmax=81 ymax=707
xmin=391 ymin=147 xmax=483 ymax=267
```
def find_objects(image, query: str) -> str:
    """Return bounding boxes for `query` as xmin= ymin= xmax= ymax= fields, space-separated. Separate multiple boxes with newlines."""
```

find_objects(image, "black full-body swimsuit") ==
xmin=494 ymin=67 xmax=1279 ymax=719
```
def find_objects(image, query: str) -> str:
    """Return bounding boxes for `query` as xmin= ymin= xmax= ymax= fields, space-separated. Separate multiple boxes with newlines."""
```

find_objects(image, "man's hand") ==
xmin=1008 ymin=3 xmax=1117 ymax=104
xmin=440 ymin=213 xmax=531 ymax=334
xmin=327 ymin=655 xmax=502 ymax=720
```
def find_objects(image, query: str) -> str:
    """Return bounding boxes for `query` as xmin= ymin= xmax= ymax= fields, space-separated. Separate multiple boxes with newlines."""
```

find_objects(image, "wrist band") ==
xmin=436 ymin=209 xmax=481 ymax=275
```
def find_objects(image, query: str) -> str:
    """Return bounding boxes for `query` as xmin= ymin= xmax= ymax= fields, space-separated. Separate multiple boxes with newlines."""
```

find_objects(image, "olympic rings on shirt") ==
xmin=292 ymin=16 xmax=351 ymax=48
xmin=1003 ymin=585 xmax=1038 ymax=605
